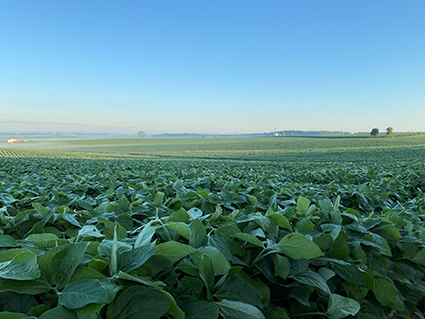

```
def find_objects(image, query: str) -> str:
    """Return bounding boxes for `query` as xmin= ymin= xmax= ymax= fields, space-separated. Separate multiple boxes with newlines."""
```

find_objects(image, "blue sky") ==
xmin=1 ymin=0 xmax=424 ymax=134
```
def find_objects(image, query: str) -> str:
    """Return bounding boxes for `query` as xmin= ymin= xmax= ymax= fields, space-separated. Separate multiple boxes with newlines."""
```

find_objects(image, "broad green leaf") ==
xmin=267 ymin=214 xmax=292 ymax=231
xmin=208 ymin=235 xmax=233 ymax=260
xmin=154 ymin=191 xmax=165 ymax=206
xmin=360 ymin=233 xmax=392 ymax=256
xmin=117 ymin=271 xmax=165 ymax=288
xmin=0 ymin=251 xmax=40 ymax=280
xmin=0 ymin=313 xmax=27 ymax=319
xmin=97 ymin=240 xmax=132 ymax=260
xmin=376 ymin=225 xmax=401 ymax=241
xmin=0 ymin=235 xmax=18 ymax=247
xmin=28 ymin=304 xmax=49 ymax=317
xmin=215 ymin=272 xmax=270 ymax=308
xmin=108 ymin=286 xmax=171 ymax=319
xmin=167 ymin=222 xmax=191 ymax=240
xmin=26 ymin=233 xmax=58 ymax=242
xmin=39 ymin=306 xmax=77 ymax=319
xmin=330 ymin=234 xmax=349 ymax=260
xmin=295 ymin=218 xmax=314 ymax=232
xmin=216 ymin=299 xmax=265 ymax=319
xmin=76 ymin=303 xmax=105 ymax=319
xmin=327 ymin=294 xmax=360 ymax=319
xmin=59 ymin=279 xmax=108 ymax=309
xmin=199 ymin=254 xmax=215 ymax=298
xmin=161 ymin=289 xmax=186 ymax=319
xmin=70 ymin=266 xmax=108 ymax=282
xmin=77 ymin=226 xmax=104 ymax=239
xmin=331 ymin=263 xmax=365 ymax=285
xmin=233 ymin=233 xmax=264 ymax=247
xmin=169 ymin=208 xmax=190 ymax=223
xmin=118 ymin=243 xmax=155 ymax=272
xmin=190 ymin=218 xmax=208 ymax=248
xmin=291 ymin=271 xmax=331 ymax=295
xmin=185 ymin=301 xmax=219 ymax=319
xmin=272 ymin=255 xmax=290 ymax=279
xmin=278 ymin=233 xmax=323 ymax=259
xmin=373 ymin=279 xmax=404 ymax=310
xmin=118 ymin=194 xmax=131 ymax=211
xmin=32 ymin=203 xmax=49 ymax=216
xmin=209 ymin=205 xmax=223 ymax=225
xmin=39 ymin=242 xmax=87 ymax=289
xmin=296 ymin=196 xmax=311 ymax=214
xmin=413 ymin=249 xmax=425 ymax=266
xmin=134 ymin=221 xmax=156 ymax=248
xmin=248 ymin=195 xmax=258 ymax=206
xmin=192 ymin=246 xmax=231 ymax=276
xmin=0 ymin=278 xmax=51 ymax=294
xmin=318 ymin=267 xmax=336 ymax=281
xmin=155 ymin=241 xmax=196 ymax=264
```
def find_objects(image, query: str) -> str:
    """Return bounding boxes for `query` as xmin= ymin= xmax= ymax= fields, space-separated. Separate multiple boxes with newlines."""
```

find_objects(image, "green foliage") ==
xmin=0 ymin=155 xmax=425 ymax=318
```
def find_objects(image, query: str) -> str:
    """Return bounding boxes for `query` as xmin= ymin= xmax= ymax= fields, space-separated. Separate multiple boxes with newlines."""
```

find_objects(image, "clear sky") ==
xmin=1 ymin=0 xmax=424 ymax=134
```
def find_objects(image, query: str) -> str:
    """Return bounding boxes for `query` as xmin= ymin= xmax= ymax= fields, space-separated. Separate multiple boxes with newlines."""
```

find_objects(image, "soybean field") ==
xmin=0 ymin=135 xmax=425 ymax=318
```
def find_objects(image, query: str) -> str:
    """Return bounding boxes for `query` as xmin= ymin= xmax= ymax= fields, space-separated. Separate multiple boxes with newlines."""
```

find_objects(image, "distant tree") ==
xmin=137 ymin=131 xmax=146 ymax=138
xmin=370 ymin=128 xmax=379 ymax=137
xmin=386 ymin=127 xmax=393 ymax=136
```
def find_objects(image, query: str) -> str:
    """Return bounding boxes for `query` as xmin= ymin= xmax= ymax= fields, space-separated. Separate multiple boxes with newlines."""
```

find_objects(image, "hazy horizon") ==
xmin=1 ymin=1 xmax=424 ymax=134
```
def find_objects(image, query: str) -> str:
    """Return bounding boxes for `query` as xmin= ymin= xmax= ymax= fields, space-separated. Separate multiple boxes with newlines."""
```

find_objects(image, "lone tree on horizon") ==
xmin=137 ymin=131 xmax=146 ymax=138
xmin=370 ymin=128 xmax=379 ymax=137
xmin=386 ymin=127 xmax=393 ymax=136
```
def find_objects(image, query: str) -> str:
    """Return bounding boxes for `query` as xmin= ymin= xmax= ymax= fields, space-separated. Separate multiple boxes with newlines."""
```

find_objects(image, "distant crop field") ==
xmin=1 ymin=134 xmax=425 ymax=162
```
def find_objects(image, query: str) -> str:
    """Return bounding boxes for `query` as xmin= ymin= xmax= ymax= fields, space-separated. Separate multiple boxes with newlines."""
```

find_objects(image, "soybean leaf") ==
xmin=215 ymin=272 xmax=270 ymax=308
xmin=161 ymin=289 xmax=186 ymax=319
xmin=0 ymin=251 xmax=40 ymax=280
xmin=296 ymin=196 xmax=311 ymax=214
xmin=77 ymin=226 xmax=104 ymax=239
xmin=373 ymin=279 xmax=404 ymax=311
xmin=155 ymin=241 xmax=196 ymax=264
xmin=233 ymin=233 xmax=264 ymax=247
xmin=291 ymin=271 xmax=331 ymax=295
xmin=267 ymin=214 xmax=292 ymax=231
xmin=0 ymin=278 xmax=51 ymax=294
xmin=199 ymin=254 xmax=215 ymax=298
xmin=331 ymin=263 xmax=365 ymax=285
xmin=134 ymin=221 xmax=156 ymax=248
xmin=39 ymin=306 xmax=77 ymax=319
xmin=191 ymin=247 xmax=231 ymax=276
xmin=108 ymin=286 xmax=171 ymax=319
xmin=190 ymin=218 xmax=208 ymax=248
xmin=39 ymin=242 xmax=87 ymax=289
xmin=76 ymin=303 xmax=105 ymax=319
xmin=117 ymin=271 xmax=164 ymax=288
xmin=278 ymin=233 xmax=323 ymax=259
xmin=117 ymin=243 xmax=155 ymax=272
xmin=0 ymin=235 xmax=18 ymax=248
xmin=59 ymin=279 xmax=108 ymax=310
xmin=185 ymin=301 xmax=219 ymax=319
xmin=216 ymin=299 xmax=265 ymax=319
xmin=327 ymin=294 xmax=361 ymax=319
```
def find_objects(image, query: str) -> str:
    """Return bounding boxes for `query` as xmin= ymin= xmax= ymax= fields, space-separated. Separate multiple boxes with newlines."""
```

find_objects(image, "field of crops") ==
xmin=1 ymin=136 xmax=425 ymax=318
xmin=2 ymin=134 xmax=425 ymax=162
